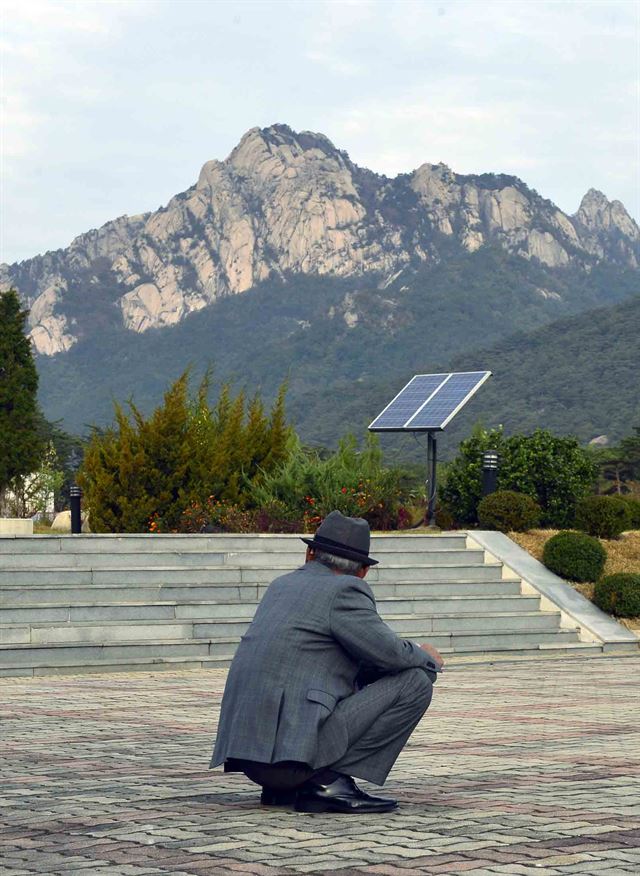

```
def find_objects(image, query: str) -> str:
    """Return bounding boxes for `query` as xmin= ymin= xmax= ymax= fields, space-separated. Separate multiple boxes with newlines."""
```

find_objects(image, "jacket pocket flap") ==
xmin=307 ymin=689 xmax=337 ymax=710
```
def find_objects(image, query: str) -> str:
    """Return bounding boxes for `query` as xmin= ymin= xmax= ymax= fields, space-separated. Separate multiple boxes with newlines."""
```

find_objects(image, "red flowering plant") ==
xmin=250 ymin=433 xmax=418 ymax=532
xmin=150 ymin=497 xmax=258 ymax=533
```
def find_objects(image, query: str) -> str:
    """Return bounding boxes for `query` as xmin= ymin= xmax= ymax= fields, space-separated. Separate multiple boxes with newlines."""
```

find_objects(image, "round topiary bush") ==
xmin=434 ymin=505 xmax=457 ymax=530
xmin=542 ymin=531 xmax=606 ymax=582
xmin=620 ymin=496 xmax=640 ymax=530
xmin=593 ymin=573 xmax=640 ymax=617
xmin=575 ymin=495 xmax=631 ymax=539
xmin=477 ymin=490 xmax=541 ymax=533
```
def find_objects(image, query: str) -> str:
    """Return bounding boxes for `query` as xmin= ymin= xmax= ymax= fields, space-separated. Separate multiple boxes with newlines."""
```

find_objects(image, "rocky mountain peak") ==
xmin=225 ymin=124 xmax=348 ymax=181
xmin=2 ymin=124 xmax=639 ymax=356
xmin=573 ymin=188 xmax=639 ymax=267
xmin=576 ymin=188 xmax=639 ymax=236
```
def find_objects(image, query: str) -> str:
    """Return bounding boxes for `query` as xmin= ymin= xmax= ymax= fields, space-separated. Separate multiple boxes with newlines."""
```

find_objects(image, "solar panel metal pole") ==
xmin=426 ymin=432 xmax=438 ymax=526
xmin=368 ymin=370 xmax=492 ymax=528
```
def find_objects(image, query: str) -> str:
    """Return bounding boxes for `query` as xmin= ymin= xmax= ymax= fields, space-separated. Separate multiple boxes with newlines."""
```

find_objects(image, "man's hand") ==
xmin=420 ymin=642 xmax=445 ymax=670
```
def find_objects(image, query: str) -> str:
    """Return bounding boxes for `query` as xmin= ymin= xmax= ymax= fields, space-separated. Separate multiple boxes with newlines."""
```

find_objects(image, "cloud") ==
xmin=1 ymin=0 xmax=637 ymax=263
xmin=1 ymin=1 xmax=152 ymax=169
xmin=306 ymin=50 xmax=364 ymax=77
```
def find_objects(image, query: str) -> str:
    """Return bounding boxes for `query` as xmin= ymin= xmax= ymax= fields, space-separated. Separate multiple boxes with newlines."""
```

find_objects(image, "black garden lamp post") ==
xmin=481 ymin=450 xmax=499 ymax=497
xmin=70 ymin=485 xmax=82 ymax=535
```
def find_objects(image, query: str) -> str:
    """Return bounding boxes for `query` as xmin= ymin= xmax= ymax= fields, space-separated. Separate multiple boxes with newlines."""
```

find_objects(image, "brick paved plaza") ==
xmin=2 ymin=656 xmax=640 ymax=876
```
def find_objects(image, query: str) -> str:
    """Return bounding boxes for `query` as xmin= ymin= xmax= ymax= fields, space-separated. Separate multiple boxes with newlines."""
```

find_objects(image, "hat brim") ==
xmin=301 ymin=537 xmax=379 ymax=566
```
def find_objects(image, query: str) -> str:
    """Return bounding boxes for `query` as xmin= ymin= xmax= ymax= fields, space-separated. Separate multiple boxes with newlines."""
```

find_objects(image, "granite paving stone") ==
xmin=1 ymin=656 xmax=639 ymax=874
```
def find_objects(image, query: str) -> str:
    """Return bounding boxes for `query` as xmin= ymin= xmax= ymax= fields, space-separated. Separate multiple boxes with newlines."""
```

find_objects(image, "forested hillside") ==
xmin=36 ymin=247 xmax=639 ymax=445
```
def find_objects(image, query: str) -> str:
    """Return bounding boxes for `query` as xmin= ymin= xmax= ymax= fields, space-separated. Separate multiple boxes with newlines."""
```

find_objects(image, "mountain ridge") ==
xmin=2 ymin=123 xmax=639 ymax=357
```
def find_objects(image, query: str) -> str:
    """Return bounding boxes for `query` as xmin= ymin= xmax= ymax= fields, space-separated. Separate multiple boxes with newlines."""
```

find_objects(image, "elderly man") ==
xmin=211 ymin=510 xmax=443 ymax=813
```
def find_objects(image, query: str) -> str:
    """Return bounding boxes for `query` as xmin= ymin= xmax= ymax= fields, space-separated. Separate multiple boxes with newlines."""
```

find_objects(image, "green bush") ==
xmin=575 ymin=495 xmax=631 ymax=539
xmin=593 ymin=573 xmax=640 ymax=617
xmin=542 ymin=531 xmax=606 ymax=582
xmin=434 ymin=505 xmax=457 ymax=530
xmin=249 ymin=433 xmax=415 ymax=531
xmin=620 ymin=496 xmax=640 ymax=529
xmin=477 ymin=490 xmax=541 ymax=532
xmin=78 ymin=373 xmax=291 ymax=533
xmin=441 ymin=426 xmax=597 ymax=527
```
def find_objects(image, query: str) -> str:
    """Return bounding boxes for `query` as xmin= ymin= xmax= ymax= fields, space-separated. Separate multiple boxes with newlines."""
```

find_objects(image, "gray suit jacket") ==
xmin=210 ymin=560 xmax=437 ymax=770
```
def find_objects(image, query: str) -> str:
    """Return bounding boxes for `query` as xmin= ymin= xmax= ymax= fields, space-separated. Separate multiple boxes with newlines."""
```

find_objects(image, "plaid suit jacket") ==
xmin=210 ymin=560 xmax=436 ymax=770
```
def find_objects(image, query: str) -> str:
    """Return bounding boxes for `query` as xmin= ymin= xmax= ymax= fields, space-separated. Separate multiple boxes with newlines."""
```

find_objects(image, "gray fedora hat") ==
xmin=301 ymin=510 xmax=378 ymax=566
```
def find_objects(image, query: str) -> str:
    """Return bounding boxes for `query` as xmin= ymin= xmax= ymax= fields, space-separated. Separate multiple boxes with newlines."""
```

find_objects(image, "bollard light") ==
xmin=481 ymin=450 xmax=499 ymax=497
xmin=70 ymin=485 xmax=82 ymax=535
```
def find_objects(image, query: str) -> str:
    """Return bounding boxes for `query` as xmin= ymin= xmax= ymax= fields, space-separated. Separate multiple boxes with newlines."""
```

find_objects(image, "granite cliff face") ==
xmin=2 ymin=124 xmax=639 ymax=355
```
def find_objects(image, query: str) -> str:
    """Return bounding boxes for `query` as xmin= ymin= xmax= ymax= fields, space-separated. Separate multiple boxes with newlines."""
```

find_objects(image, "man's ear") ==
xmin=356 ymin=566 xmax=368 ymax=579
xmin=305 ymin=547 xmax=315 ymax=563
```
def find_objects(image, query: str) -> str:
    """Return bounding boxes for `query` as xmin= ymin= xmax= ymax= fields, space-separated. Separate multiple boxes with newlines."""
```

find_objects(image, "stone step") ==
xmin=1 ymin=607 xmax=568 ymax=647
xmin=0 ymin=627 xmax=585 ymax=670
xmin=0 ymin=578 xmax=523 ymax=607
xmin=0 ymin=547 xmax=485 ymax=569
xmin=0 ymin=533 xmax=469 ymax=554
xmin=2 ymin=640 xmax=617 ymax=678
xmin=192 ymin=610 xmax=565 ymax=640
xmin=226 ymin=548 xmax=482 ymax=567
xmin=0 ymin=594 xmax=541 ymax=625
xmin=0 ymin=561 xmax=504 ymax=587
xmin=4 ymin=641 xmax=627 ymax=677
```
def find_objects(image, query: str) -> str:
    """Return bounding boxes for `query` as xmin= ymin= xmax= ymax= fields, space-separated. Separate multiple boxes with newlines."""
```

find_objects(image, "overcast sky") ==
xmin=2 ymin=0 xmax=638 ymax=264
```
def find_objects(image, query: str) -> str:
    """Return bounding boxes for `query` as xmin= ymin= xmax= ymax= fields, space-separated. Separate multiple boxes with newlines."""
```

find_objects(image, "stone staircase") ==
xmin=0 ymin=532 xmax=635 ymax=677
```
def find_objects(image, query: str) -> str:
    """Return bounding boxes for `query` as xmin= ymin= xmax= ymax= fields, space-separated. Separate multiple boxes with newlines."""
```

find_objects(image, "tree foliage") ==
xmin=590 ymin=424 xmax=640 ymax=496
xmin=35 ymin=258 xmax=640 ymax=450
xmin=78 ymin=372 xmax=291 ymax=532
xmin=249 ymin=432 xmax=414 ymax=530
xmin=0 ymin=289 xmax=45 ymax=496
xmin=441 ymin=426 xmax=597 ymax=526
xmin=3 ymin=443 xmax=64 ymax=518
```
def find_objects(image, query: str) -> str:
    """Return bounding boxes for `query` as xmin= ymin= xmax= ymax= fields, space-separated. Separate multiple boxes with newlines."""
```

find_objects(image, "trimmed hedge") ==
xmin=477 ymin=490 xmax=541 ymax=533
xmin=621 ymin=496 xmax=640 ymax=529
xmin=434 ymin=505 xmax=457 ymax=530
xmin=575 ymin=495 xmax=631 ymax=539
xmin=593 ymin=573 xmax=640 ymax=618
xmin=542 ymin=531 xmax=606 ymax=582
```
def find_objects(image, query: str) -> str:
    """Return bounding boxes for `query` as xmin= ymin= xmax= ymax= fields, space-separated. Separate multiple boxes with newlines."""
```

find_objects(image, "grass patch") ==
xmin=509 ymin=529 xmax=640 ymax=631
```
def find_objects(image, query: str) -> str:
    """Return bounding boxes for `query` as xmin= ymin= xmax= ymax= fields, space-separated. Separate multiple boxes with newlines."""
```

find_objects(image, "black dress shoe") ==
xmin=260 ymin=787 xmax=298 ymax=806
xmin=295 ymin=774 xmax=398 ymax=814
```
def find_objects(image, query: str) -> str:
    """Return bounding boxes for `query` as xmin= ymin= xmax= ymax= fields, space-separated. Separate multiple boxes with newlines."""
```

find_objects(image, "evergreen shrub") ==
xmin=477 ymin=490 xmax=541 ymax=532
xmin=542 ymin=531 xmax=606 ymax=582
xmin=249 ymin=433 xmax=414 ymax=532
xmin=593 ymin=573 xmax=640 ymax=618
xmin=575 ymin=495 xmax=631 ymax=539
xmin=620 ymin=496 xmax=640 ymax=529
xmin=0 ymin=289 xmax=45 ymax=495
xmin=441 ymin=426 xmax=596 ymax=527
xmin=78 ymin=372 xmax=291 ymax=533
xmin=434 ymin=505 xmax=457 ymax=530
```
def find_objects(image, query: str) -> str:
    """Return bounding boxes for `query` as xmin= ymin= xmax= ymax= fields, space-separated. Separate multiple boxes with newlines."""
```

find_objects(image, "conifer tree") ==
xmin=263 ymin=384 xmax=291 ymax=470
xmin=78 ymin=371 xmax=294 ymax=532
xmin=243 ymin=395 xmax=269 ymax=481
xmin=79 ymin=406 xmax=153 ymax=532
xmin=0 ymin=289 xmax=45 ymax=498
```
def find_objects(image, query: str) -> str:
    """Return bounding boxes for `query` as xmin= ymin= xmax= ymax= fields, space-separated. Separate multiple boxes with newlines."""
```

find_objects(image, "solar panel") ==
xmin=369 ymin=371 xmax=491 ymax=432
xmin=368 ymin=374 xmax=448 ymax=430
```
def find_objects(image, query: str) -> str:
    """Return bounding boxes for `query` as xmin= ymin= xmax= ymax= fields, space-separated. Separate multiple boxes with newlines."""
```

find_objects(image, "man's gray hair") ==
xmin=313 ymin=548 xmax=364 ymax=576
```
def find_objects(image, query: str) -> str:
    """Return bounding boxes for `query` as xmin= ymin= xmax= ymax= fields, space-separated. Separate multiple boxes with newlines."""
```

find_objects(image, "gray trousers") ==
xmin=240 ymin=667 xmax=434 ymax=789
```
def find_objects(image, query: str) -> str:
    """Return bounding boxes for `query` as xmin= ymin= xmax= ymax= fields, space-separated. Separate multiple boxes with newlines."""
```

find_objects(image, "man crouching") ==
xmin=210 ymin=510 xmax=443 ymax=813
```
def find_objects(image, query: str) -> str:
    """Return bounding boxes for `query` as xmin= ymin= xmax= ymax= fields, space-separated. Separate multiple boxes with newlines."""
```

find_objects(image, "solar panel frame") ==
xmin=407 ymin=371 xmax=491 ymax=430
xmin=367 ymin=374 xmax=449 ymax=430
xmin=368 ymin=370 xmax=492 ymax=432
